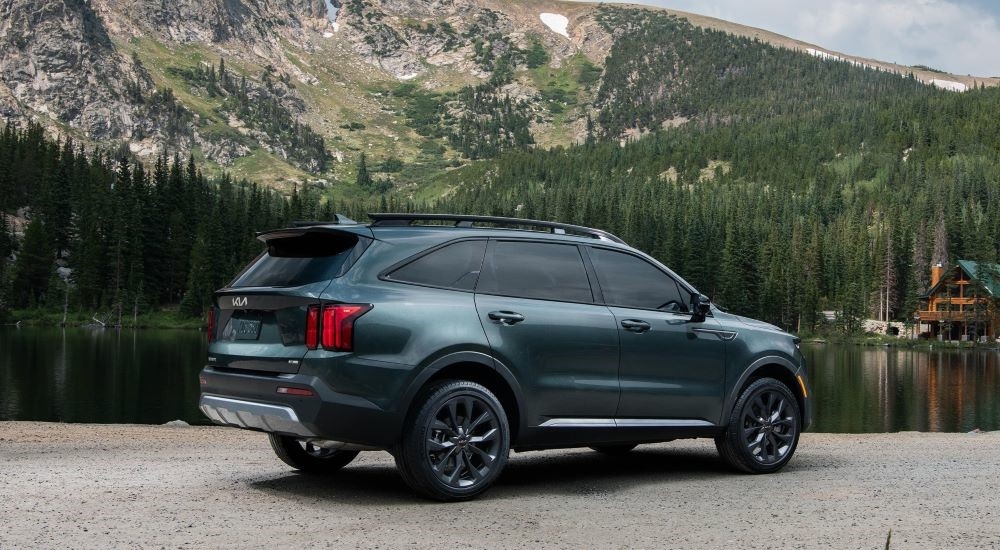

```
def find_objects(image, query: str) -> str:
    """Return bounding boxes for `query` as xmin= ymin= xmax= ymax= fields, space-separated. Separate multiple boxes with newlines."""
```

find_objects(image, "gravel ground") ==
xmin=0 ymin=422 xmax=998 ymax=549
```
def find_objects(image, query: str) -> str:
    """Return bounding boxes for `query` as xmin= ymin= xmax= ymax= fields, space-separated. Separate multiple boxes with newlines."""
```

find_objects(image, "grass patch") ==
xmin=228 ymin=149 xmax=310 ymax=189
xmin=827 ymin=152 xmax=863 ymax=177
xmin=199 ymin=122 xmax=253 ymax=146
xmin=523 ymin=53 xmax=600 ymax=148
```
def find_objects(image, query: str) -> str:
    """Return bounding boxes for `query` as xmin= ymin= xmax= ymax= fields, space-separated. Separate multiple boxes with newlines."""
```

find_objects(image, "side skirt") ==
xmin=513 ymin=418 xmax=724 ymax=451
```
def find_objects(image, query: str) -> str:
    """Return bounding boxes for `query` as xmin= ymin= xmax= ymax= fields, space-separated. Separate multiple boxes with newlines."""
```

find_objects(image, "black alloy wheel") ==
xmin=396 ymin=380 xmax=510 ymax=501
xmin=716 ymin=377 xmax=801 ymax=474
xmin=268 ymin=434 xmax=360 ymax=473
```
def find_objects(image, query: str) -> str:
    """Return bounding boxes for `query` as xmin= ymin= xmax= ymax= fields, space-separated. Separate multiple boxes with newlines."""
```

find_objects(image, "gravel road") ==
xmin=1 ymin=422 xmax=998 ymax=549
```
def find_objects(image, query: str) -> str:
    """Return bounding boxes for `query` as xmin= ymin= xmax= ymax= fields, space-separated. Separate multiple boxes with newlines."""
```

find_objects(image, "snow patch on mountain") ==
xmin=929 ymin=79 xmax=967 ymax=92
xmin=806 ymin=48 xmax=881 ymax=72
xmin=540 ymin=13 xmax=569 ymax=38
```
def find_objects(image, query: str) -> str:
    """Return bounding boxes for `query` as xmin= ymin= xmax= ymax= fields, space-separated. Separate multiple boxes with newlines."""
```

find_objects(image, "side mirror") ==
xmin=691 ymin=294 xmax=711 ymax=322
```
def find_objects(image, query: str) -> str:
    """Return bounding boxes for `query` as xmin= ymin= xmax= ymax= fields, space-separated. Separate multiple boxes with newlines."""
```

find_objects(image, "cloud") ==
xmin=794 ymin=0 xmax=1000 ymax=75
xmin=568 ymin=1 xmax=1000 ymax=76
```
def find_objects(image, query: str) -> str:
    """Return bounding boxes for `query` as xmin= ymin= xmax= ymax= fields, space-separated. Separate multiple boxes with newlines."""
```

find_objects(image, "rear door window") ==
xmin=385 ymin=240 xmax=487 ymax=291
xmin=231 ymin=231 xmax=364 ymax=288
xmin=589 ymin=247 xmax=690 ymax=311
xmin=477 ymin=241 xmax=593 ymax=303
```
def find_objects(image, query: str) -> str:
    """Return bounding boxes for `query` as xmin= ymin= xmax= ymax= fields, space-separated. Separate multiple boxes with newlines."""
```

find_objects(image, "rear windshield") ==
xmin=230 ymin=231 xmax=363 ymax=288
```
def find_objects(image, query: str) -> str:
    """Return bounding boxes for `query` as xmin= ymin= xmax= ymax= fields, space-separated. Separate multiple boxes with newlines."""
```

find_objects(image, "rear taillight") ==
xmin=206 ymin=307 xmax=215 ymax=343
xmin=320 ymin=304 xmax=372 ymax=352
xmin=305 ymin=305 xmax=320 ymax=350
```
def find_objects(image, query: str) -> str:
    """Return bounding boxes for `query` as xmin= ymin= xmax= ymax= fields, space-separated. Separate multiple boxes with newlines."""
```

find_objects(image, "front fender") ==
xmin=723 ymin=355 xmax=801 ymax=418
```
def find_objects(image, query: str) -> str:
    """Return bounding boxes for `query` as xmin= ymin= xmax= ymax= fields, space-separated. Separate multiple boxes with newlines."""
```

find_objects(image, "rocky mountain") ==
xmin=2 ymin=0 xmax=997 ymax=194
xmin=0 ymin=1 xmax=157 ymax=140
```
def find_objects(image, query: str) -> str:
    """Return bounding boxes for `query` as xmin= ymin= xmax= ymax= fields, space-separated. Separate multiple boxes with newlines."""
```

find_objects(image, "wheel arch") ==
xmin=400 ymin=352 xmax=524 ymax=443
xmin=726 ymin=356 xmax=805 ymax=424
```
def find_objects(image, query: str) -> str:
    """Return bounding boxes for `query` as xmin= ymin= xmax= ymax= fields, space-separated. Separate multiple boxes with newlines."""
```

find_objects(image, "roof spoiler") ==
xmin=254 ymin=214 xmax=358 ymax=238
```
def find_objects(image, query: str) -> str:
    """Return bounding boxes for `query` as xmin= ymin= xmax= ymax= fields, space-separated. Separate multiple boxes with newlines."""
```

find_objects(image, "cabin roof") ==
xmin=924 ymin=260 xmax=1000 ymax=298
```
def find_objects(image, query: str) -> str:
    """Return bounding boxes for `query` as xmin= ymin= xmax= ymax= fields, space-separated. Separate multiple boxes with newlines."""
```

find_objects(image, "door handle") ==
xmin=621 ymin=319 xmax=651 ymax=333
xmin=488 ymin=311 xmax=525 ymax=325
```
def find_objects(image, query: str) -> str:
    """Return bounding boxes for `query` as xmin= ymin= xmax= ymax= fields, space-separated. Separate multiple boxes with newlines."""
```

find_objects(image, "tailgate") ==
xmin=210 ymin=291 xmax=319 ymax=374
xmin=207 ymin=226 xmax=373 ymax=374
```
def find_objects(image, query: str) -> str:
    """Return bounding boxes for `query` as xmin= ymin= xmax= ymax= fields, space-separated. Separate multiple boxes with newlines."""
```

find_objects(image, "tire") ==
xmin=395 ymin=380 xmax=510 ymax=501
xmin=715 ymin=377 xmax=801 ymax=474
xmin=589 ymin=444 xmax=638 ymax=455
xmin=268 ymin=434 xmax=360 ymax=473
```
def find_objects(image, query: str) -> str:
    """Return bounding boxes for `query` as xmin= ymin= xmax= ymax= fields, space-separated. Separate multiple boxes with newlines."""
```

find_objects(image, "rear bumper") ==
xmin=199 ymin=366 xmax=404 ymax=448
xmin=200 ymin=395 xmax=315 ymax=438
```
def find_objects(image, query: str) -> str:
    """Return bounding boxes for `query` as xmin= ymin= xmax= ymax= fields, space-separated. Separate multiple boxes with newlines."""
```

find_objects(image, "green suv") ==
xmin=199 ymin=214 xmax=811 ymax=500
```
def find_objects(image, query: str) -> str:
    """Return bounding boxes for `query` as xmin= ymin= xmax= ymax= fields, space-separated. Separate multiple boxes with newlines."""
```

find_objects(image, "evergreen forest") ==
xmin=0 ymin=123 xmax=344 ymax=324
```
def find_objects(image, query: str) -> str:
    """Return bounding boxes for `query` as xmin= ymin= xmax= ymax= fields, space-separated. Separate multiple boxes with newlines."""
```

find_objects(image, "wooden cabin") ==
xmin=915 ymin=260 xmax=1000 ymax=341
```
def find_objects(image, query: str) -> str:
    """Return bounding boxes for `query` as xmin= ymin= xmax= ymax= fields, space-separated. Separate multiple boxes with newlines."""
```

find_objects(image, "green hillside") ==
xmin=423 ymin=9 xmax=1000 ymax=332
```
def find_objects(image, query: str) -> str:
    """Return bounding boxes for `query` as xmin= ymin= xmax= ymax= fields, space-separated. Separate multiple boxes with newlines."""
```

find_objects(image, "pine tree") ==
xmin=180 ymin=213 xmax=224 ymax=317
xmin=11 ymin=216 xmax=53 ymax=307
xmin=0 ymin=213 xmax=11 ymax=288
xmin=356 ymin=153 xmax=373 ymax=190
xmin=143 ymin=155 xmax=169 ymax=302
xmin=525 ymin=39 xmax=549 ymax=69
xmin=0 ymin=217 xmax=9 ymax=319
xmin=932 ymin=214 xmax=949 ymax=265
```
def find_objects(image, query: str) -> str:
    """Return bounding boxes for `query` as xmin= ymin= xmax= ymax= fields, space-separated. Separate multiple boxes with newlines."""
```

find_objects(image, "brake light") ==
xmin=321 ymin=304 xmax=372 ymax=352
xmin=305 ymin=305 xmax=320 ymax=349
xmin=206 ymin=307 xmax=215 ymax=343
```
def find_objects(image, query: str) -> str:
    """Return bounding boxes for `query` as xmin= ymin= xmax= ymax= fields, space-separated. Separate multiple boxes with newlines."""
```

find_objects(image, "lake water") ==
xmin=0 ymin=328 xmax=207 ymax=425
xmin=1 ymin=328 xmax=998 ymax=432
xmin=806 ymin=343 xmax=1000 ymax=432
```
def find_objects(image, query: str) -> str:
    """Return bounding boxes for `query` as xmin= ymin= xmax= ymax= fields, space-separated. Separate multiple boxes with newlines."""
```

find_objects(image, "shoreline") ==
xmin=6 ymin=323 xmax=995 ymax=351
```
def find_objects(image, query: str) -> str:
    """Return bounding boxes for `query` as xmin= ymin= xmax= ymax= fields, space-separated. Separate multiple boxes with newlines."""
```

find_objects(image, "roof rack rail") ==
xmin=367 ymin=213 xmax=627 ymax=245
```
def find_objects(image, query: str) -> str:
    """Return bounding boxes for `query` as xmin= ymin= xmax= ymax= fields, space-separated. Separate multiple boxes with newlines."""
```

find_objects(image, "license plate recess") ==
xmin=234 ymin=319 xmax=262 ymax=340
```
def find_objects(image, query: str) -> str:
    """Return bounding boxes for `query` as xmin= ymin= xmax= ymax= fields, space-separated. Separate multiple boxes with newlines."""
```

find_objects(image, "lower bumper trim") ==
xmin=199 ymin=395 xmax=316 ymax=437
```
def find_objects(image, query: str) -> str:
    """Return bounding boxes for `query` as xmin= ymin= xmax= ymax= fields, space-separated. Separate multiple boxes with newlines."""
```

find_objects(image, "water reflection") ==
xmin=2 ymin=328 xmax=999 ymax=432
xmin=805 ymin=344 xmax=1000 ymax=432
xmin=0 ymin=327 xmax=206 ymax=424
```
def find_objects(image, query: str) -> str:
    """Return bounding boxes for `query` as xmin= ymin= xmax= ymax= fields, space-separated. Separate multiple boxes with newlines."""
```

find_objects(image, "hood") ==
xmin=729 ymin=314 xmax=785 ymax=334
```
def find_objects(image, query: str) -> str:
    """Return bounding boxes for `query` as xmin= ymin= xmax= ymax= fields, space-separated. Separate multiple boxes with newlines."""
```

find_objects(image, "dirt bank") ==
xmin=0 ymin=422 xmax=997 ymax=549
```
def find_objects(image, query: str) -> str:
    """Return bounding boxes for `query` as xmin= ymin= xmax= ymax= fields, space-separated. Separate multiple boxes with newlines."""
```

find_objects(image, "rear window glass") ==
xmin=477 ymin=241 xmax=593 ymax=303
xmin=387 ymin=240 xmax=487 ymax=290
xmin=231 ymin=232 xmax=361 ymax=288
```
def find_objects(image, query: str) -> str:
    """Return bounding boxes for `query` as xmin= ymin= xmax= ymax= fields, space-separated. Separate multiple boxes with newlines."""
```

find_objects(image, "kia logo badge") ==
xmin=232 ymin=296 xmax=248 ymax=308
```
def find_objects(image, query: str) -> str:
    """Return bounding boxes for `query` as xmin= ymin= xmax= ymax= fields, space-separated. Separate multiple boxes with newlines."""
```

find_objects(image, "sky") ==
xmin=578 ymin=1 xmax=1000 ymax=76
